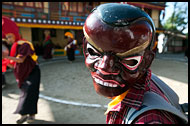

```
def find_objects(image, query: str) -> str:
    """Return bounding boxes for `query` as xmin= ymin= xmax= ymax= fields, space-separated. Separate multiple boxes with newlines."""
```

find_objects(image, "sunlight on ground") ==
xmin=157 ymin=75 xmax=188 ymax=104
xmin=36 ymin=99 xmax=55 ymax=123
xmin=40 ymin=82 xmax=44 ymax=91
xmin=2 ymin=85 xmax=55 ymax=124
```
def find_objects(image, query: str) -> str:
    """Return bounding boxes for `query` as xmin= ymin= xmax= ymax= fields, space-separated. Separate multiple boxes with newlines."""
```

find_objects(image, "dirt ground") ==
xmin=2 ymin=55 xmax=188 ymax=124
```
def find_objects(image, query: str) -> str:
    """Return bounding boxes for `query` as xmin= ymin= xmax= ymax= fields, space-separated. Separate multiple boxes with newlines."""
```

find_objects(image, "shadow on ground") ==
xmin=27 ymin=119 xmax=56 ymax=124
xmin=151 ymin=58 xmax=188 ymax=84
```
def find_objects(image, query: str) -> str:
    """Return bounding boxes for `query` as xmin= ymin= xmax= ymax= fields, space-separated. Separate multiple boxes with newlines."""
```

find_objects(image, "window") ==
xmin=62 ymin=2 xmax=69 ymax=11
xmin=3 ymin=2 xmax=13 ymax=4
xmin=26 ymin=2 xmax=34 ymax=7
xmin=44 ymin=2 xmax=49 ymax=13
xmin=78 ymin=2 xmax=83 ymax=12
xmin=70 ymin=2 xmax=77 ymax=12
xmin=35 ymin=2 xmax=42 ymax=8
xmin=14 ymin=2 xmax=23 ymax=6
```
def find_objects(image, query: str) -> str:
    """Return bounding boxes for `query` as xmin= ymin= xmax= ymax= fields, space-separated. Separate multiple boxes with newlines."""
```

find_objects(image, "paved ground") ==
xmin=2 ymin=53 xmax=188 ymax=124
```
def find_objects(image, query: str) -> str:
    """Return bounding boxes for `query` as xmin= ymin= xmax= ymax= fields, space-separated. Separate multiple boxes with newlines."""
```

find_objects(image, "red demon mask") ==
xmin=83 ymin=3 xmax=156 ymax=97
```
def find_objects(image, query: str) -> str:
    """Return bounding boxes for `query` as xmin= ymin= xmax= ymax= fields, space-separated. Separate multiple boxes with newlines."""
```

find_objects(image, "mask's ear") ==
xmin=138 ymin=50 xmax=155 ymax=74
xmin=144 ymin=50 xmax=155 ymax=70
xmin=83 ymin=37 xmax=88 ymax=58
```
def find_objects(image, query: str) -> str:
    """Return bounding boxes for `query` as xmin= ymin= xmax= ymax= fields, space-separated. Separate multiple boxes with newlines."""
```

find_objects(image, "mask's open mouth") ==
xmin=92 ymin=74 xmax=125 ymax=88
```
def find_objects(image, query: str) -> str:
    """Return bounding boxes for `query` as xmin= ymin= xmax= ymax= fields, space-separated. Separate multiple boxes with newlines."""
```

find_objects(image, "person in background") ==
xmin=2 ymin=34 xmax=9 ymax=89
xmin=43 ymin=29 xmax=54 ymax=60
xmin=64 ymin=32 xmax=77 ymax=63
xmin=2 ymin=16 xmax=41 ymax=124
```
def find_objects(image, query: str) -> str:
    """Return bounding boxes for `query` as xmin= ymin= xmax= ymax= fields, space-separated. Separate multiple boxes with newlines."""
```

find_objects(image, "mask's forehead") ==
xmin=84 ymin=12 xmax=152 ymax=57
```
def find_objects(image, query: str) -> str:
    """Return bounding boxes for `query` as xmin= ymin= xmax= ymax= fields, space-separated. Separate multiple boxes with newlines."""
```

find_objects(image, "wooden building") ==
xmin=161 ymin=29 xmax=187 ymax=53
xmin=2 ymin=2 xmax=166 ymax=56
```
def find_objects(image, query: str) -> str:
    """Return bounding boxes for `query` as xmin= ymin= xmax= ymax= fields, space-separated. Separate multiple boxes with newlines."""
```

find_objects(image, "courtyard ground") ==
xmin=2 ymin=53 xmax=188 ymax=124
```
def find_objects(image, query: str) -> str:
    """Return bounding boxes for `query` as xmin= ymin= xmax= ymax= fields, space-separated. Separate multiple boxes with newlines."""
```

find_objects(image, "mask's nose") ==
xmin=94 ymin=54 xmax=120 ymax=75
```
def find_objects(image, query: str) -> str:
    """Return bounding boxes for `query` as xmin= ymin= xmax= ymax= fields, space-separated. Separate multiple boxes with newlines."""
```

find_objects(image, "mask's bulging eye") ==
xmin=122 ymin=56 xmax=143 ymax=71
xmin=124 ymin=59 xmax=138 ymax=66
xmin=88 ymin=48 xmax=98 ymax=56
xmin=86 ymin=43 xmax=101 ymax=59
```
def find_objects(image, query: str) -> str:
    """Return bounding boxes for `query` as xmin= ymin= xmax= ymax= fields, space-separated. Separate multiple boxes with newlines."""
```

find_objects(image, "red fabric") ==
xmin=133 ymin=110 xmax=178 ymax=124
xmin=14 ymin=42 xmax=36 ymax=88
xmin=10 ymin=42 xmax=17 ymax=57
xmin=2 ymin=16 xmax=21 ymax=66
xmin=106 ymin=69 xmax=179 ymax=124
xmin=2 ymin=16 xmax=20 ymax=41
xmin=43 ymin=35 xmax=53 ymax=59
xmin=2 ymin=32 xmax=6 ymax=39
xmin=45 ymin=35 xmax=51 ymax=42
xmin=67 ymin=38 xmax=77 ymax=50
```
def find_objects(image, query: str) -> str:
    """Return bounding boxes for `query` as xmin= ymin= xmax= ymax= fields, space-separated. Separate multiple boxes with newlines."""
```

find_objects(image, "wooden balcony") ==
xmin=2 ymin=3 xmax=89 ymax=23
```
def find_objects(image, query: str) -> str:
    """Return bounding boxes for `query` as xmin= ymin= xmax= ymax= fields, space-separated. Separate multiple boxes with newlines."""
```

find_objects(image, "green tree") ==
xmin=163 ymin=2 xmax=188 ymax=33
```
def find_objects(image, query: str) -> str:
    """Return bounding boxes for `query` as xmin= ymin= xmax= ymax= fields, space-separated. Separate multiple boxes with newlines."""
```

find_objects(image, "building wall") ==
xmin=51 ymin=29 xmax=67 ymax=48
xmin=19 ymin=27 xmax=32 ymax=42
xmin=167 ymin=36 xmax=186 ymax=53
xmin=151 ymin=9 xmax=159 ymax=28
